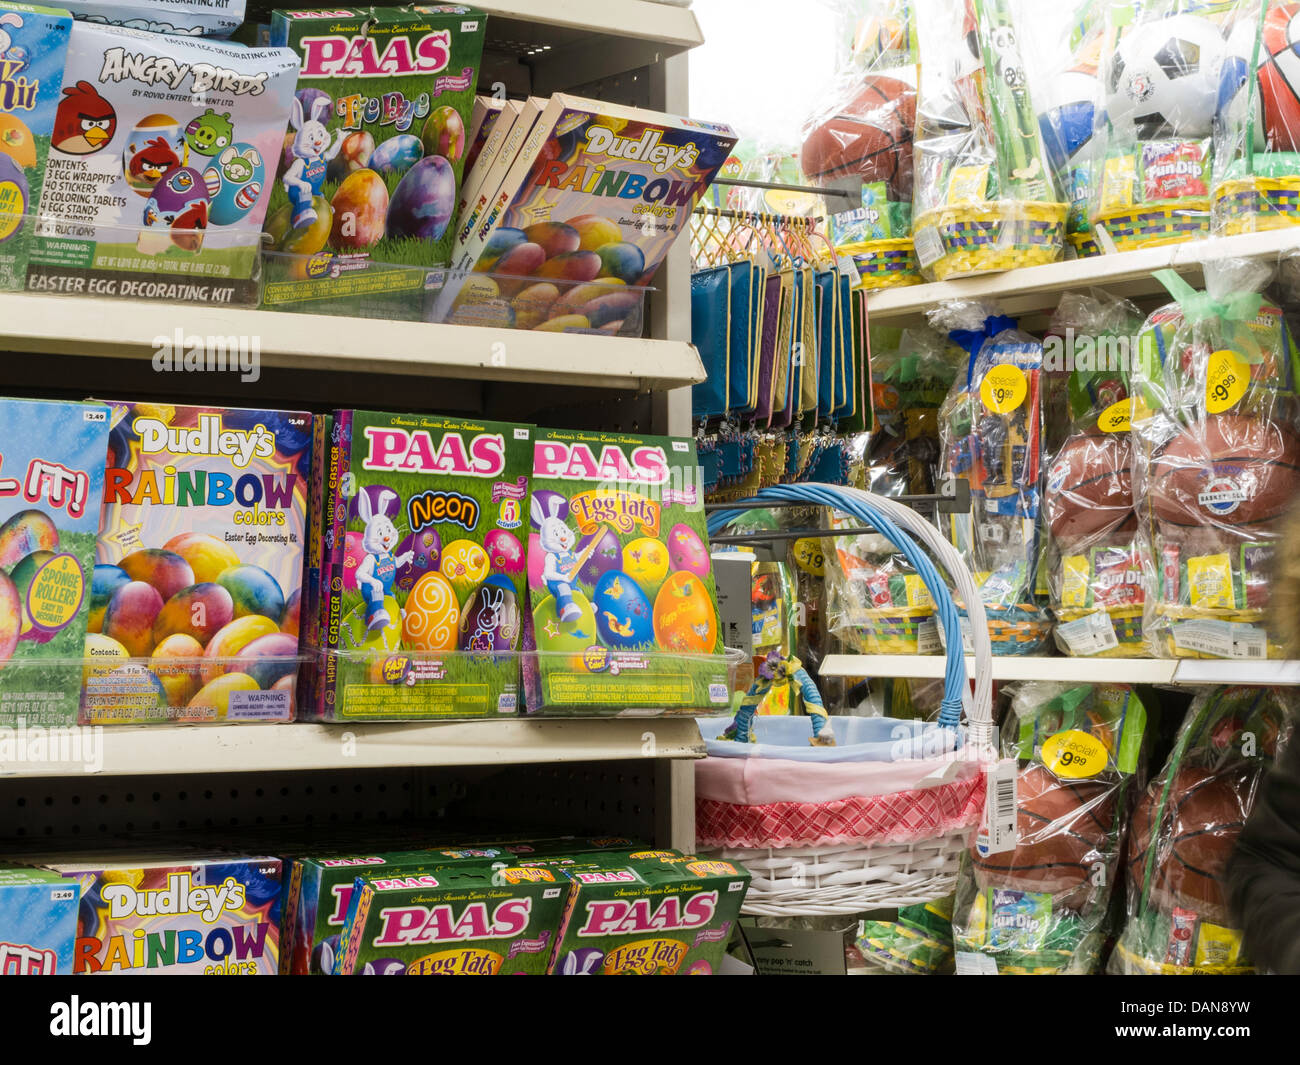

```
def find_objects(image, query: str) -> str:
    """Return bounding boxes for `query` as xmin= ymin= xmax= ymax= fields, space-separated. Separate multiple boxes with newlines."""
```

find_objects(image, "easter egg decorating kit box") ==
xmin=27 ymin=852 xmax=282 ymax=974
xmin=57 ymin=0 xmax=246 ymax=37
xmin=523 ymin=429 xmax=729 ymax=715
xmin=0 ymin=2 xmax=72 ymax=291
xmin=86 ymin=401 xmax=312 ymax=725
xmin=27 ymin=21 xmax=299 ymax=303
xmin=0 ymin=866 xmax=80 ymax=975
xmin=316 ymin=410 xmax=532 ymax=721
xmin=0 ymin=397 xmax=110 ymax=728
xmin=260 ymin=6 xmax=486 ymax=313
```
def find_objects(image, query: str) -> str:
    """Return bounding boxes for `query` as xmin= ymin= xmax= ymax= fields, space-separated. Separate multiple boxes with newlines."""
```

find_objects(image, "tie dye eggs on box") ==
xmin=523 ymin=429 xmax=728 ymax=715
xmin=0 ymin=399 xmax=111 ymax=727
xmin=89 ymin=402 xmax=312 ymax=725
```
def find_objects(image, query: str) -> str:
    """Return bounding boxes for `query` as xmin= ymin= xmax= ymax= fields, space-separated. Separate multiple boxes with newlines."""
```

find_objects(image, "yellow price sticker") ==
xmin=980 ymin=364 xmax=1027 ymax=414
xmin=1041 ymin=728 xmax=1109 ymax=779
xmin=1206 ymin=349 xmax=1250 ymax=413
xmin=791 ymin=537 xmax=825 ymax=577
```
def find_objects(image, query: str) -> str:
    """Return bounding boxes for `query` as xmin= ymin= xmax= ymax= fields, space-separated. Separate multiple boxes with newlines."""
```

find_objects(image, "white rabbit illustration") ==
xmin=0 ymin=12 xmax=23 ymax=59
xmin=532 ymin=494 xmax=582 ymax=623
xmin=281 ymin=94 xmax=344 ymax=229
xmin=354 ymin=489 xmax=413 ymax=632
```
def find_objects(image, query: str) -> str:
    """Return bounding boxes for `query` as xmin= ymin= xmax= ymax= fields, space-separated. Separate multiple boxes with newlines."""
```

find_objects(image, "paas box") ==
xmin=0 ymin=397 xmax=110 ymax=727
xmin=0 ymin=866 xmax=80 ymax=974
xmin=86 ymin=402 xmax=312 ymax=724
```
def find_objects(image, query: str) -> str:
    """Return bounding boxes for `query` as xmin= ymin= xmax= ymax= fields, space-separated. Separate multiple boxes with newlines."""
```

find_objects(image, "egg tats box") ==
xmin=317 ymin=411 xmax=532 ymax=721
xmin=444 ymin=95 xmax=736 ymax=331
xmin=0 ymin=866 xmax=79 ymax=974
xmin=547 ymin=854 xmax=750 ymax=975
xmin=27 ymin=21 xmax=298 ymax=304
xmin=260 ymin=7 xmax=486 ymax=310
xmin=335 ymin=863 xmax=568 ymax=975
xmin=30 ymin=853 xmax=282 ymax=974
xmin=523 ymin=429 xmax=729 ymax=714
xmin=87 ymin=402 xmax=312 ymax=725
xmin=0 ymin=397 xmax=110 ymax=728
xmin=58 ymin=0 xmax=245 ymax=38
xmin=0 ymin=3 xmax=71 ymax=291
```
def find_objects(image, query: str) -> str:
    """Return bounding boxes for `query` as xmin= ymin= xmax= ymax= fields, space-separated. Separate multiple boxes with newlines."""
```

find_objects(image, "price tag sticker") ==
xmin=1042 ymin=728 xmax=1109 ymax=779
xmin=977 ymin=759 xmax=1019 ymax=856
xmin=980 ymin=364 xmax=1027 ymax=414
xmin=1097 ymin=396 xmax=1151 ymax=433
xmin=1206 ymin=349 xmax=1249 ymax=414
xmin=791 ymin=537 xmax=825 ymax=577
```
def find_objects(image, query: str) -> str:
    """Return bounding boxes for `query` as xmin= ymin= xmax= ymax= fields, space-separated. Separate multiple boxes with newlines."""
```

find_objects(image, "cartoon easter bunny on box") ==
xmin=532 ymin=493 xmax=583 ymax=623
xmin=282 ymin=94 xmax=344 ymax=229
xmin=355 ymin=489 xmax=413 ymax=632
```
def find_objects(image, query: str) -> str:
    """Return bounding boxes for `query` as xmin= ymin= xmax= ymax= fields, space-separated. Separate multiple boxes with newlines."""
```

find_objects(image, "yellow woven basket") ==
xmin=843 ymin=603 xmax=937 ymax=655
xmin=839 ymin=238 xmax=922 ymax=291
xmin=1091 ymin=200 xmax=1210 ymax=252
xmin=1053 ymin=606 xmax=1146 ymax=658
xmin=1212 ymin=175 xmax=1300 ymax=235
xmin=1151 ymin=604 xmax=1284 ymax=660
xmin=912 ymin=200 xmax=1066 ymax=281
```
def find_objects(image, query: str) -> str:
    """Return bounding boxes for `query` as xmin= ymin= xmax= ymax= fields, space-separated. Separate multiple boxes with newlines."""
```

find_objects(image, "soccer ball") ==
xmin=1222 ymin=2 xmax=1300 ymax=153
xmin=1218 ymin=15 xmax=1269 ymax=148
xmin=1105 ymin=13 xmax=1228 ymax=139
xmin=1039 ymin=69 xmax=1101 ymax=172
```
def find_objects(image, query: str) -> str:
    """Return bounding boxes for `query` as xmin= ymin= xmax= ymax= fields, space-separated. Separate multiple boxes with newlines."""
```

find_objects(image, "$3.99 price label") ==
xmin=979 ymin=364 xmax=1028 ymax=414
xmin=1206 ymin=349 xmax=1249 ymax=414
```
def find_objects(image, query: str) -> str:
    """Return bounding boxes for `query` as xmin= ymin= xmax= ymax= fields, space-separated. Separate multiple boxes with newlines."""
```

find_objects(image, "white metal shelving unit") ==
xmin=0 ymin=0 xmax=708 ymax=853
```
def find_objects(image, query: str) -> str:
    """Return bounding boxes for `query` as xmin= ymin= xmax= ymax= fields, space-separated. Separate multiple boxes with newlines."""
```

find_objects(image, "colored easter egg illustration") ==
xmin=623 ymin=537 xmax=669 ymax=597
xmin=396 ymin=529 xmax=442 ymax=593
xmin=151 ymin=633 xmax=204 ymax=706
xmin=203 ymin=143 xmax=265 ymax=226
xmin=188 ymin=672 xmax=258 ymax=718
xmin=511 ymin=282 xmax=559 ymax=329
xmin=162 ymin=532 xmax=240 ymax=584
xmin=295 ymin=87 xmax=332 ymax=124
xmin=151 ymin=582 xmax=236 ymax=647
xmin=493 ymin=241 xmax=546 ymax=288
xmin=568 ymin=214 xmax=623 ymax=251
xmin=327 ymin=129 xmax=375 ymax=183
xmin=422 ymin=105 xmax=465 ymax=160
xmin=458 ymin=577 xmax=520 ymax=652
xmin=667 ymin=523 xmax=710 ymax=577
xmin=550 ymin=278 xmax=624 ymax=321
xmin=581 ymin=290 xmax=640 ymax=330
xmin=348 ymin=484 xmax=401 ymax=522
xmin=0 ymin=571 xmax=17 ymax=665
xmin=281 ymin=588 xmax=301 ymax=636
xmin=202 ymin=614 xmax=279 ymax=684
xmin=83 ymin=632 xmax=130 ymax=685
xmin=103 ymin=580 xmax=165 ymax=658
xmin=596 ymin=241 xmax=645 ymax=284
xmin=484 ymin=529 xmax=524 ymax=575
xmin=370 ymin=133 xmax=423 ymax=176
xmin=447 ymin=298 xmax=514 ymax=329
xmin=593 ymin=570 xmax=654 ymax=648
xmin=527 ymin=532 xmax=546 ymax=592
xmin=476 ymin=227 xmax=528 ymax=272
xmin=217 ymin=564 xmax=286 ymax=622
xmin=0 ymin=113 xmax=36 ymax=168
xmin=120 ymin=548 xmax=195 ymax=602
xmin=523 ymin=221 xmax=580 ymax=259
xmin=386 ymin=154 xmax=455 ymax=241
xmin=530 ymin=490 xmax=569 ymax=529
xmin=0 ymin=508 xmax=57 ymax=568
xmin=536 ymin=314 xmax=590 ymax=332
xmin=140 ymin=166 xmax=210 ymax=253
xmin=330 ymin=169 xmax=389 ymax=249
xmin=403 ymin=571 xmax=459 ymax=652
xmin=9 ymin=550 xmax=53 ymax=639
xmin=531 ymin=590 xmax=598 ymax=654
xmin=238 ymin=632 xmax=300 ymax=689
xmin=342 ymin=595 xmax=403 ymax=652
xmin=89 ymin=564 xmax=130 ymax=634
xmin=576 ymin=526 xmax=622 ymax=586
xmin=266 ymin=195 xmax=333 ymax=255
xmin=653 ymin=571 xmax=718 ymax=654
xmin=122 ymin=114 xmax=186 ymax=196
xmin=342 ymin=530 xmax=366 ymax=592
xmin=451 ymin=273 xmax=499 ymax=312
xmin=272 ymin=673 xmax=297 ymax=716
xmin=536 ymin=250 xmax=602 ymax=283
xmin=440 ymin=539 xmax=490 ymax=603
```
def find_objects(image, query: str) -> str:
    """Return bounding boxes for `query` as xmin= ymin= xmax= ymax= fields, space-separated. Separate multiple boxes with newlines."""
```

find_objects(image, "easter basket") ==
xmin=699 ymin=484 xmax=995 ymax=917
xmin=840 ymin=238 xmax=922 ymax=291
xmin=1091 ymin=201 xmax=1210 ymax=253
xmin=911 ymin=201 xmax=1066 ymax=282
xmin=1212 ymin=175 xmax=1300 ymax=236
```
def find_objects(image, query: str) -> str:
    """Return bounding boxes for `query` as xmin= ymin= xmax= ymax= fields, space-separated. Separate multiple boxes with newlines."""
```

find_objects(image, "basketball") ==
xmin=800 ymin=74 xmax=916 ymax=190
xmin=1149 ymin=414 xmax=1300 ymax=529
xmin=1259 ymin=2 xmax=1300 ymax=152
xmin=972 ymin=764 xmax=1115 ymax=908
xmin=1046 ymin=432 xmax=1134 ymax=543
xmin=1127 ymin=765 xmax=1257 ymax=925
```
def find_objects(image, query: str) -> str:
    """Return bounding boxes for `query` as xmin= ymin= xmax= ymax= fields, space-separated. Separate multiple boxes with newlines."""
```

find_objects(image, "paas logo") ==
xmin=299 ymin=30 xmax=451 ymax=78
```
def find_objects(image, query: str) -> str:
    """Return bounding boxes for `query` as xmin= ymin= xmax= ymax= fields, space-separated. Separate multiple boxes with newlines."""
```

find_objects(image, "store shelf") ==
xmin=865 ymin=228 xmax=1300 ymax=324
xmin=0 ymin=293 xmax=705 ymax=392
xmin=0 ymin=718 xmax=707 ymax=779
xmin=820 ymin=654 xmax=1300 ymax=687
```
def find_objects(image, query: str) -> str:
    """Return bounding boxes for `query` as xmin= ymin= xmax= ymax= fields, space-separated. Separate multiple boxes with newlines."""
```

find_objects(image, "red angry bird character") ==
xmin=127 ymin=136 xmax=180 ymax=184
xmin=53 ymin=80 xmax=116 ymax=155
xmin=169 ymin=199 xmax=208 ymax=252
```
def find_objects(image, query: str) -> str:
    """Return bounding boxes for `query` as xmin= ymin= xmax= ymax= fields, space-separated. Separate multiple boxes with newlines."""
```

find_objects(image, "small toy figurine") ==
xmin=721 ymin=649 xmax=835 ymax=747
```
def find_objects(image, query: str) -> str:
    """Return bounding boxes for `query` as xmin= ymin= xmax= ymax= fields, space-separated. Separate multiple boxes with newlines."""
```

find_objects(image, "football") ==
xmin=1105 ymin=13 xmax=1227 ymax=139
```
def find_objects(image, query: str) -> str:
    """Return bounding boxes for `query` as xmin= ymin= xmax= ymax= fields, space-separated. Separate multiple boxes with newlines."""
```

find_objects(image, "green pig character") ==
xmin=185 ymin=109 xmax=234 ymax=157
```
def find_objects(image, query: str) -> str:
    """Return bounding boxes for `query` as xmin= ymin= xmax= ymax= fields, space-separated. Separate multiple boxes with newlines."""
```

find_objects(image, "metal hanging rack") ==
xmin=711 ymin=177 xmax=860 ymax=201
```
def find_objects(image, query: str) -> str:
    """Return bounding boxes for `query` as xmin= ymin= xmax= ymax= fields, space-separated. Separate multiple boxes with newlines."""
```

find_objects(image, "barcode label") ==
xmin=1056 ymin=610 xmax=1119 ymax=656
xmin=915 ymin=619 xmax=942 ymax=655
xmin=955 ymin=950 xmax=999 ymax=976
xmin=1173 ymin=621 xmax=1267 ymax=660
xmin=913 ymin=225 xmax=944 ymax=268
xmin=981 ymin=759 xmax=1018 ymax=856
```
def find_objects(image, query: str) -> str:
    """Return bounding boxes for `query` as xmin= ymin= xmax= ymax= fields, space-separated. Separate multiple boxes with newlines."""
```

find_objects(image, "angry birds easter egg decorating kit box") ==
xmin=0 ymin=397 xmax=110 ymax=728
xmin=27 ymin=21 xmax=299 ymax=303
xmin=523 ymin=429 xmax=730 ymax=715
xmin=0 ymin=2 xmax=72 ymax=291
xmin=315 ymin=411 xmax=532 ymax=721
xmin=85 ymin=402 xmax=312 ymax=725
xmin=259 ymin=7 xmax=486 ymax=312
xmin=57 ymin=0 xmax=246 ymax=38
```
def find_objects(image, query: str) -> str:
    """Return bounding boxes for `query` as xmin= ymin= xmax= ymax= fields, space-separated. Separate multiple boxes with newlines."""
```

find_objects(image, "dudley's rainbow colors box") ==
xmin=31 ymin=852 xmax=282 ymax=974
xmin=86 ymin=402 xmax=312 ymax=724
xmin=0 ymin=866 xmax=79 ymax=974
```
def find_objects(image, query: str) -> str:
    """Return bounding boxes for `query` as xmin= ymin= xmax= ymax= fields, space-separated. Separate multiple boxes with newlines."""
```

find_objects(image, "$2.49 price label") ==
xmin=979 ymin=364 xmax=1028 ymax=414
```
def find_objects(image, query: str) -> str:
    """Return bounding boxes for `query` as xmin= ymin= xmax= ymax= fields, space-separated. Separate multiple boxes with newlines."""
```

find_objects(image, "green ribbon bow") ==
xmin=1152 ymin=269 xmax=1264 ymax=365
